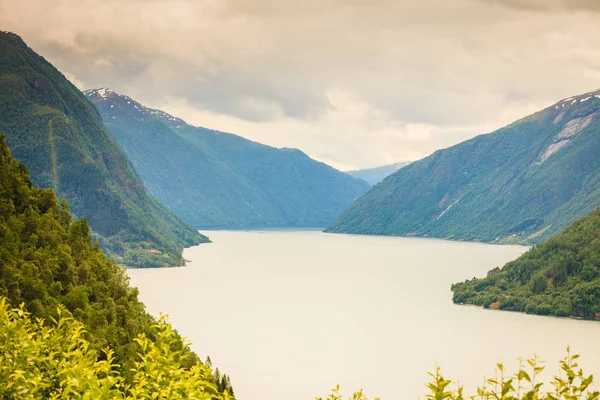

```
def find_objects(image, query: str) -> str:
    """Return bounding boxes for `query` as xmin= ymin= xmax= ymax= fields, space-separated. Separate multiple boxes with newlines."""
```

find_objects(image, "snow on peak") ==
xmin=97 ymin=88 xmax=113 ymax=98
xmin=142 ymin=106 xmax=185 ymax=124
xmin=552 ymin=90 xmax=600 ymax=110
xmin=84 ymin=87 xmax=116 ymax=99
xmin=85 ymin=88 xmax=187 ymax=125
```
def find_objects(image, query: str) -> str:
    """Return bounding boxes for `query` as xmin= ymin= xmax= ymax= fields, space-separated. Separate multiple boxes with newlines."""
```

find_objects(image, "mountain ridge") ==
xmin=0 ymin=31 xmax=206 ymax=267
xmin=346 ymin=162 xmax=411 ymax=185
xmin=326 ymin=88 xmax=600 ymax=245
xmin=85 ymin=87 xmax=370 ymax=228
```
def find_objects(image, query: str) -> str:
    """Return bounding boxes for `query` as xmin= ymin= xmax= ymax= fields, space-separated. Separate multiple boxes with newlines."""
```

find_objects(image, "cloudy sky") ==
xmin=2 ymin=0 xmax=600 ymax=169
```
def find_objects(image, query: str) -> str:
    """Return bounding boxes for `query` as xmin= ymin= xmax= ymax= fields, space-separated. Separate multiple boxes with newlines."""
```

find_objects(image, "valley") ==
xmin=2 ymin=3 xmax=600 ymax=397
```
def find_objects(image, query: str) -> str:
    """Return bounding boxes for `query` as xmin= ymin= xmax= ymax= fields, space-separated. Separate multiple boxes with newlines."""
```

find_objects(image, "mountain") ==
xmin=346 ymin=162 xmax=410 ymax=185
xmin=452 ymin=206 xmax=600 ymax=320
xmin=0 ymin=135 xmax=234 ymax=395
xmin=85 ymin=88 xmax=370 ymax=229
xmin=326 ymin=89 xmax=600 ymax=245
xmin=0 ymin=32 xmax=206 ymax=267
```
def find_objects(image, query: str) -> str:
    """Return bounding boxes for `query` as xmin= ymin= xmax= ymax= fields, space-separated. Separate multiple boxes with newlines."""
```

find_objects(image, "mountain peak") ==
xmin=551 ymin=89 xmax=600 ymax=111
xmin=84 ymin=87 xmax=116 ymax=99
xmin=0 ymin=36 xmax=204 ymax=267
xmin=0 ymin=31 xmax=22 ymax=40
xmin=84 ymin=88 xmax=185 ymax=126
xmin=87 ymin=91 xmax=370 ymax=229
xmin=0 ymin=31 xmax=28 ymax=50
xmin=327 ymin=89 xmax=600 ymax=244
xmin=346 ymin=162 xmax=411 ymax=185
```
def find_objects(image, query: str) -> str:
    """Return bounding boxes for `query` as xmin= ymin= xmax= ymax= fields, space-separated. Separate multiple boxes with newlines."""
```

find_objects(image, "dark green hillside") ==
xmin=86 ymin=88 xmax=369 ymax=228
xmin=0 ymin=132 xmax=153 ymax=374
xmin=452 ymin=206 xmax=600 ymax=319
xmin=326 ymin=89 xmax=600 ymax=245
xmin=0 ymin=32 xmax=206 ymax=267
xmin=0 ymin=135 xmax=234 ymax=395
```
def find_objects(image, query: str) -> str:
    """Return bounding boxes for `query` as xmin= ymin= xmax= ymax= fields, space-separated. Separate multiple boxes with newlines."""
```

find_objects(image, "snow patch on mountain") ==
xmin=84 ymin=88 xmax=186 ymax=125
xmin=537 ymin=113 xmax=598 ymax=164
xmin=551 ymin=90 xmax=600 ymax=110
xmin=84 ymin=88 xmax=114 ymax=99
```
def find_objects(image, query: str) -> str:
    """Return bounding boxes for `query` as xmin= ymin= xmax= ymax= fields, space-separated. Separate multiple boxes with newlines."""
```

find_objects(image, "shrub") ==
xmin=318 ymin=350 xmax=599 ymax=400
xmin=0 ymin=297 xmax=233 ymax=399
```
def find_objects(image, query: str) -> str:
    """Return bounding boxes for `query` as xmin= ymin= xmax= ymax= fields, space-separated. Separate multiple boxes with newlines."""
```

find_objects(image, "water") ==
xmin=127 ymin=230 xmax=600 ymax=399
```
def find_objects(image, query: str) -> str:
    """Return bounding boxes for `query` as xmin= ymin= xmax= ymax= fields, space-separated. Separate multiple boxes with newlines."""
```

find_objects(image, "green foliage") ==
xmin=319 ymin=350 xmax=599 ymax=399
xmin=326 ymin=91 xmax=600 ymax=246
xmin=0 ymin=32 xmax=206 ymax=267
xmin=452 ymin=207 xmax=600 ymax=319
xmin=0 ymin=298 xmax=234 ymax=399
xmin=0 ymin=136 xmax=233 ymax=396
xmin=317 ymin=385 xmax=376 ymax=400
xmin=86 ymin=88 xmax=369 ymax=229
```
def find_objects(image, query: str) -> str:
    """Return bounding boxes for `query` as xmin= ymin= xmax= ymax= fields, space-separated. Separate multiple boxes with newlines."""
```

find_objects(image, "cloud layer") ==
xmin=2 ymin=0 xmax=600 ymax=169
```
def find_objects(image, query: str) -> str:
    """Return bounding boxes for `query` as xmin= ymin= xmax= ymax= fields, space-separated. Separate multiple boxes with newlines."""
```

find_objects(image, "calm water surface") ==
xmin=127 ymin=230 xmax=600 ymax=399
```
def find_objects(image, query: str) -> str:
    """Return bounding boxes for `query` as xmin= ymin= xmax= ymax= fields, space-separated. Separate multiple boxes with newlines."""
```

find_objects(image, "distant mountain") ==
xmin=326 ymin=89 xmax=600 ymax=245
xmin=0 ymin=32 xmax=206 ymax=267
xmin=346 ymin=162 xmax=410 ymax=185
xmin=85 ymin=88 xmax=370 ymax=228
xmin=452 ymin=206 xmax=600 ymax=320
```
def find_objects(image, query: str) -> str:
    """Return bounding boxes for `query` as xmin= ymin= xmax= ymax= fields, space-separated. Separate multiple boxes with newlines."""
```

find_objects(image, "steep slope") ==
xmin=0 ymin=135 xmax=234 ymax=395
xmin=452 ymin=206 xmax=600 ymax=320
xmin=326 ymin=89 xmax=600 ymax=244
xmin=85 ymin=88 xmax=370 ymax=228
xmin=0 ymin=32 xmax=206 ymax=267
xmin=346 ymin=162 xmax=410 ymax=185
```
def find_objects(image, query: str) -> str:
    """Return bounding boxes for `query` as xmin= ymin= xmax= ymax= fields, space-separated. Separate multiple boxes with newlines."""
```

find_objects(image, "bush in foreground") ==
xmin=318 ymin=349 xmax=599 ymax=400
xmin=0 ymin=297 xmax=233 ymax=399
xmin=2 ymin=292 xmax=597 ymax=399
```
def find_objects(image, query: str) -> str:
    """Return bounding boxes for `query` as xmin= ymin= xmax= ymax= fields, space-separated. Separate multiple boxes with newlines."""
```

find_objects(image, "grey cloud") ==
xmin=36 ymin=36 xmax=151 ymax=88
xmin=1 ymin=0 xmax=600 ymax=167
xmin=31 ymin=33 xmax=327 ymax=122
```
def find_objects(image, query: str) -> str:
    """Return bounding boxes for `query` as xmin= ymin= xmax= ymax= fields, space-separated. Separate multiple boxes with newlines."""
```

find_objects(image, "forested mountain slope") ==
xmin=452 ymin=206 xmax=600 ymax=320
xmin=86 ymin=88 xmax=370 ymax=228
xmin=327 ymin=89 xmax=600 ymax=245
xmin=0 ymin=136 xmax=233 ymax=396
xmin=0 ymin=32 xmax=205 ymax=267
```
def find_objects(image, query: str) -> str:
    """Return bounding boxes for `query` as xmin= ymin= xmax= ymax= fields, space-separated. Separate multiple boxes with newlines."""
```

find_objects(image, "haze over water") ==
xmin=128 ymin=231 xmax=600 ymax=399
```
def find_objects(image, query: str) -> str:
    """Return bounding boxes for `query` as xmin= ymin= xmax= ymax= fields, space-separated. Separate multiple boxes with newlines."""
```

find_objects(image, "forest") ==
xmin=0 ymin=31 xmax=206 ymax=268
xmin=452 ymin=206 xmax=600 ymax=319
xmin=0 ymin=135 xmax=234 ymax=397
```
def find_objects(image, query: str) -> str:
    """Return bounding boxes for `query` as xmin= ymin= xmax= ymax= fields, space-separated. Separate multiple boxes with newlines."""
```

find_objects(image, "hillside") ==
xmin=326 ymin=89 xmax=600 ymax=244
xmin=0 ymin=32 xmax=206 ymax=267
xmin=452 ymin=206 xmax=600 ymax=319
xmin=85 ymin=88 xmax=370 ymax=228
xmin=346 ymin=162 xmax=410 ymax=185
xmin=0 ymin=134 xmax=233 ymax=395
